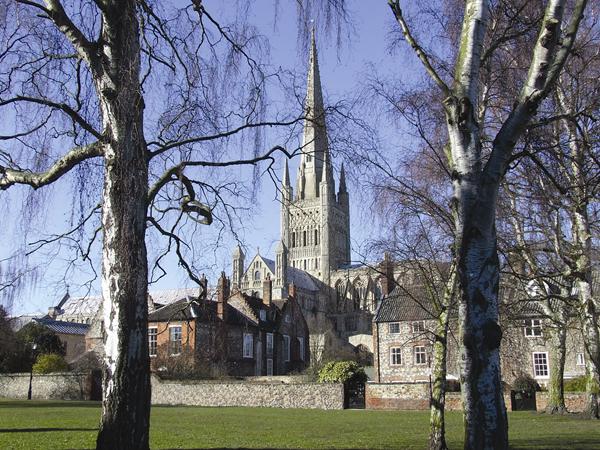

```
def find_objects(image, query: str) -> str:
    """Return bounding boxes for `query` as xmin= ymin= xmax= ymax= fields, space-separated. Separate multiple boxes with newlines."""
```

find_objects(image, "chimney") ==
xmin=217 ymin=272 xmax=230 ymax=321
xmin=288 ymin=282 xmax=297 ymax=300
xmin=263 ymin=274 xmax=272 ymax=307
xmin=199 ymin=274 xmax=208 ymax=302
xmin=380 ymin=252 xmax=395 ymax=297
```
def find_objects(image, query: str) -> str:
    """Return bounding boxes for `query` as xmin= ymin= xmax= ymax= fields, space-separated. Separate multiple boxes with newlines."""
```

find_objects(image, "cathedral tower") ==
xmin=280 ymin=30 xmax=351 ymax=283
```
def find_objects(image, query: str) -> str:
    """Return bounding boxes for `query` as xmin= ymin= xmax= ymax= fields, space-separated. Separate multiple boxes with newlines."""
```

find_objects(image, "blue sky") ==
xmin=3 ymin=1 xmax=422 ymax=315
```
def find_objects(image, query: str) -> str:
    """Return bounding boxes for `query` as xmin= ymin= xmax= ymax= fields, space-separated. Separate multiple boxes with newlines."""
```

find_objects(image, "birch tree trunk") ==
xmin=94 ymin=2 xmax=150 ymax=448
xmin=546 ymin=325 xmax=567 ymax=414
xmin=429 ymin=309 xmax=450 ymax=450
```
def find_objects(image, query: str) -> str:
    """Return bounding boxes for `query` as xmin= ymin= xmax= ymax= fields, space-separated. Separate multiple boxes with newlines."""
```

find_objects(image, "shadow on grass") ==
xmin=0 ymin=427 xmax=97 ymax=433
xmin=509 ymin=438 xmax=600 ymax=450
xmin=0 ymin=400 xmax=100 ymax=408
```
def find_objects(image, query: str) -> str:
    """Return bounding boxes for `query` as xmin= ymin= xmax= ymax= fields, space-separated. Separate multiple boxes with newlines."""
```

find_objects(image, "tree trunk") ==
xmin=581 ymin=285 xmax=600 ymax=419
xmin=429 ymin=309 xmax=450 ymax=450
xmin=457 ymin=222 xmax=508 ymax=450
xmin=546 ymin=325 xmax=567 ymax=414
xmin=95 ymin=2 xmax=151 ymax=449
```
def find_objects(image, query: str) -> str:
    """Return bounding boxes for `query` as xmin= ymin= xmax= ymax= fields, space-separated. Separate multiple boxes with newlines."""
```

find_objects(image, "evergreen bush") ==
xmin=32 ymin=353 xmax=68 ymax=374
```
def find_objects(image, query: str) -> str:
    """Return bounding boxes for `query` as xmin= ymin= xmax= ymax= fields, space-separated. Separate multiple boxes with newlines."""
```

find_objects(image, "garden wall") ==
xmin=0 ymin=372 xmax=92 ymax=400
xmin=366 ymin=382 xmax=588 ymax=413
xmin=150 ymin=375 xmax=344 ymax=409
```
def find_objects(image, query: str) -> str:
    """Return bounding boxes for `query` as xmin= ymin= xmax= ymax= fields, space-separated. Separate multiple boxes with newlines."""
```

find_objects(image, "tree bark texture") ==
xmin=546 ymin=325 xmax=567 ymax=414
xmin=94 ymin=2 xmax=151 ymax=449
xmin=429 ymin=310 xmax=450 ymax=450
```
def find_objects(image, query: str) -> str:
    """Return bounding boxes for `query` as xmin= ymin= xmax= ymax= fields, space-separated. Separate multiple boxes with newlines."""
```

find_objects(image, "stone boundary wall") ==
xmin=151 ymin=375 xmax=344 ymax=409
xmin=366 ymin=382 xmax=588 ymax=413
xmin=0 ymin=372 xmax=91 ymax=400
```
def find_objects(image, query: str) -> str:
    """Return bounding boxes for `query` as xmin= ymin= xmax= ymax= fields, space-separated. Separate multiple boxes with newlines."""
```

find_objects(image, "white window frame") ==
xmin=390 ymin=347 xmax=402 ymax=366
xmin=524 ymin=318 xmax=543 ymax=337
xmin=298 ymin=337 xmax=305 ymax=361
xmin=388 ymin=322 xmax=400 ymax=334
xmin=576 ymin=352 xmax=585 ymax=366
xmin=412 ymin=321 xmax=425 ymax=334
xmin=266 ymin=332 xmax=274 ymax=357
xmin=243 ymin=333 xmax=254 ymax=358
xmin=168 ymin=325 xmax=182 ymax=356
xmin=414 ymin=346 xmax=427 ymax=365
xmin=266 ymin=358 xmax=274 ymax=376
xmin=533 ymin=352 xmax=549 ymax=378
xmin=283 ymin=335 xmax=290 ymax=362
xmin=148 ymin=327 xmax=158 ymax=357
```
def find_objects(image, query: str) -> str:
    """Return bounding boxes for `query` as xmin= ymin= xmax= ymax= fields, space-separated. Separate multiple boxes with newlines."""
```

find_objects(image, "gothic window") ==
xmin=254 ymin=270 xmax=261 ymax=281
xmin=303 ymin=230 xmax=307 ymax=246
xmin=303 ymin=259 xmax=307 ymax=270
xmin=374 ymin=280 xmax=383 ymax=304
xmin=353 ymin=280 xmax=364 ymax=311
xmin=314 ymin=229 xmax=319 ymax=246
xmin=292 ymin=232 xmax=296 ymax=248
xmin=335 ymin=281 xmax=345 ymax=310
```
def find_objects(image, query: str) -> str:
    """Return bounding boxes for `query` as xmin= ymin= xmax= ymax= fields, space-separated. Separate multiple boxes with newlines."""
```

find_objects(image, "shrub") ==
xmin=512 ymin=373 xmax=539 ymax=393
xmin=32 ymin=353 xmax=68 ymax=374
xmin=564 ymin=376 xmax=587 ymax=392
xmin=317 ymin=361 xmax=367 ymax=385
xmin=445 ymin=379 xmax=461 ymax=392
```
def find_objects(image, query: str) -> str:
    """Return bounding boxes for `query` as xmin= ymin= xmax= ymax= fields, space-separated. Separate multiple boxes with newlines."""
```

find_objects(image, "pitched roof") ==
xmin=148 ymin=298 xmax=255 ymax=327
xmin=374 ymin=284 xmax=450 ymax=323
xmin=287 ymin=266 xmax=318 ymax=291
xmin=149 ymin=288 xmax=203 ymax=308
xmin=57 ymin=295 xmax=102 ymax=318
xmin=34 ymin=318 xmax=89 ymax=335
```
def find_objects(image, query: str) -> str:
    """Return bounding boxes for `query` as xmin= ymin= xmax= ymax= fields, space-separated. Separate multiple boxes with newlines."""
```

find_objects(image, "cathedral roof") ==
xmin=287 ymin=266 xmax=319 ymax=291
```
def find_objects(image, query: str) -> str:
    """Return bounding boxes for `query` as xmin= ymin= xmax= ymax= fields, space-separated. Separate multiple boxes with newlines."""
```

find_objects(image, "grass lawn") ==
xmin=1 ymin=399 xmax=599 ymax=449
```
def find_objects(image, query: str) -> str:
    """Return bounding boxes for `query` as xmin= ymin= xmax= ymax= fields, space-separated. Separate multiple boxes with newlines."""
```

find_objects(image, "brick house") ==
xmin=148 ymin=273 xmax=309 ymax=377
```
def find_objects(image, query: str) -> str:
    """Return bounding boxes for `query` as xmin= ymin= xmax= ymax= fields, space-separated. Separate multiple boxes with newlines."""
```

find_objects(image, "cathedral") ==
xmin=231 ymin=33 xmax=396 ymax=351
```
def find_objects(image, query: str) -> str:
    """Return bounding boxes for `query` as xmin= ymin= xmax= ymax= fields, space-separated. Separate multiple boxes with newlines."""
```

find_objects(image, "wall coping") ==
xmin=151 ymin=374 xmax=340 ymax=387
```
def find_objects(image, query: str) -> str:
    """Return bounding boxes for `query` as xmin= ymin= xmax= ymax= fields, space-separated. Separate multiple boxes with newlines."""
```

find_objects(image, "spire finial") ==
xmin=283 ymin=158 xmax=290 ymax=187
xmin=339 ymin=162 xmax=347 ymax=194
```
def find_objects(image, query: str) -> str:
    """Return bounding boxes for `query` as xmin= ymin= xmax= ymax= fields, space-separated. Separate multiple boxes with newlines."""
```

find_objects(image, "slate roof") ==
xmin=34 ymin=318 xmax=89 ymax=335
xmin=148 ymin=298 xmax=256 ymax=327
xmin=261 ymin=257 xmax=276 ymax=274
xmin=149 ymin=287 xmax=204 ymax=308
xmin=374 ymin=283 xmax=456 ymax=323
xmin=287 ymin=266 xmax=318 ymax=291
xmin=58 ymin=295 xmax=102 ymax=318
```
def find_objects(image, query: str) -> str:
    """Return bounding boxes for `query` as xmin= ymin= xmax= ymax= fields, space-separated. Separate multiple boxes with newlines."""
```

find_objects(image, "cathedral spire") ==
xmin=339 ymin=162 xmax=347 ymax=194
xmin=297 ymin=28 xmax=329 ymax=199
xmin=283 ymin=158 xmax=290 ymax=187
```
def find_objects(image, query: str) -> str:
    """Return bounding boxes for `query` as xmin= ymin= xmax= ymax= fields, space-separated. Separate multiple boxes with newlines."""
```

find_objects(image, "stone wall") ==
xmin=366 ymin=382 xmax=588 ymax=413
xmin=366 ymin=382 xmax=433 ymax=410
xmin=0 ymin=372 xmax=92 ymax=400
xmin=151 ymin=375 xmax=344 ymax=409
xmin=535 ymin=392 xmax=588 ymax=412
